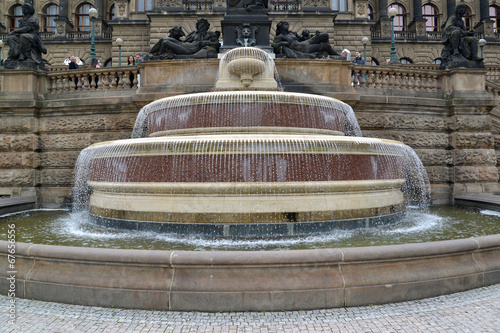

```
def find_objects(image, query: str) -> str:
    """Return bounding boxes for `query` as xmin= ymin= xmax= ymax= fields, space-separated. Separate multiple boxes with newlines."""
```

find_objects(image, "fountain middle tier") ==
xmin=81 ymin=134 xmax=409 ymax=237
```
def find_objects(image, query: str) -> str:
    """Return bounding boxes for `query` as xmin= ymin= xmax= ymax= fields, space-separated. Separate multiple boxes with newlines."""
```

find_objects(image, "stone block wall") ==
xmin=0 ymin=64 xmax=498 ymax=207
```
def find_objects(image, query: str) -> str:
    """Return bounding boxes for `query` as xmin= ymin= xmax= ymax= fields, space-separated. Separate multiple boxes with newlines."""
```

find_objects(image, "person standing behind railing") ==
xmin=88 ymin=57 xmax=100 ymax=88
xmin=127 ymin=55 xmax=137 ymax=87
xmin=352 ymin=50 xmax=366 ymax=85
xmin=68 ymin=56 xmax=79 ymax=90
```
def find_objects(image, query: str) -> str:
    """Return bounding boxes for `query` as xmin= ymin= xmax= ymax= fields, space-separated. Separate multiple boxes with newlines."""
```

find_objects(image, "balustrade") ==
xmin=351 ymin=65 xmax=442 ymax=92
xmin=271 ymin=0 xmax=300 ymax=11
xmin=46 ymin=67 xmax=140 ymax=94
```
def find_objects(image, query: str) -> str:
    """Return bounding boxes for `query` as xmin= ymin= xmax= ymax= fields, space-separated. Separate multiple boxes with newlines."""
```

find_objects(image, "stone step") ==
xmin=454 ymin=193 xmax=500 ymax=211
xmin=0 ymin=197 xmax=36 ymax=215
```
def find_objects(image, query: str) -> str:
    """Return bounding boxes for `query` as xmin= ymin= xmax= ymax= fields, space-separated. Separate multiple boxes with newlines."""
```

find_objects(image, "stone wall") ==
xmin=0 ymin=61 xmax=498 ymax=207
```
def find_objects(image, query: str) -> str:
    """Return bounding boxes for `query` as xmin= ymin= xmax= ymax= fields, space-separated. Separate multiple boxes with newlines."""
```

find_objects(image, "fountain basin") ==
xmin=83 ymin=134 xmax=407 ymax=235
xmin=1 ymin=235 xmax=499 ymax=311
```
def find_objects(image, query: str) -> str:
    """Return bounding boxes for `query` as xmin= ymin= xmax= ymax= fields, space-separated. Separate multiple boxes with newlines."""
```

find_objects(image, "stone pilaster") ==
xmin=442 ymin=69 xmax=499 ymax=197
xmin=408 ymin=0 xmax=427 ymax=39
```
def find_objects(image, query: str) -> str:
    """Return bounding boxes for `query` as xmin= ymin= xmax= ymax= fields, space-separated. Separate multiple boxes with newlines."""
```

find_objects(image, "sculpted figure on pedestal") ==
xmin=272 ymin=21 xmax=340 ymax=59
xmin=144 ymin=19 xmax=220 ymax=60
xmin=440 ymin=2 xmax=483 ymax=69
xmin=4 ymin=3 xmax=47 ymax=70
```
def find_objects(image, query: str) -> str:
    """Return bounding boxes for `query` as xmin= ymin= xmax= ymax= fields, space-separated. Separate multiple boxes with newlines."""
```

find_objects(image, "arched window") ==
xmin=368 ymin=5 xmax=374 ymax=20
xmin=423 ymin=4 xmax=439 ymax=32
xmin=43 ymin=4 xmax=59 ymax=32
xmin=76 ymin=3 xmax=95 ymax=31
xmin=388 ymin=4 xmax=406 ymax=31
xmin=462 ymin=6 xmax=472 ymax=30
xmin=109 ymin=4 xmax=116 ymax=20
xmin=332 ymin=0 xmax=347 ymax=12
xmin=490 ymin=5 xmax=500 ymax=33
xmin=9 ymin=5 xmax=23 ymax=32
xmin=137 ymin=0 xmax=153 ymax=12
xmin=400 ymin=57 xmax=412 ymax=64
xmin=432 ymin=58 xmax=441 ymax=64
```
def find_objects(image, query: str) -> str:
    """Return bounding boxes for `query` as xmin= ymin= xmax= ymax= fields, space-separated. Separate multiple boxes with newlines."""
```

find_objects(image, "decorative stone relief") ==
xmin=303 ymin=0 xmax=329 ymax=7
xmin=115 ymin=0 xmax=128 ymax=18
xmin=416 ymin=22 xmax=425 ymax=36
xmin=356 ymin=3 xmax=366 ymax=16
xmin=382 ymin=22 xmax=391 ymax=36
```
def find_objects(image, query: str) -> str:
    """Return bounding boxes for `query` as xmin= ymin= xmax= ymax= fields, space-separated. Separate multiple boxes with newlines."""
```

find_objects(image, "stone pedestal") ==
xmin=408 ymin=18 xmax=427 ymax=39
xmin=220 ymin=15 xmax=272 ymax=53
xmin=474 ymin=20 xmax=495 ymax=41
xmin=375 ymin=18 xmax=392 ymax=39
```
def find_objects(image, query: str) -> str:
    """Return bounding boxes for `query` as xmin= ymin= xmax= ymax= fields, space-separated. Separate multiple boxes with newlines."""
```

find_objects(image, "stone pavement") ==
xmin=2 ymin=284 xmax=500 ymax=333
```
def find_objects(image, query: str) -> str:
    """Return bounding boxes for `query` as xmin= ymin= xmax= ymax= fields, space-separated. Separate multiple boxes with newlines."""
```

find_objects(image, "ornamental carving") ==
xmin=56 ymin=24 xmax=65 ymax=34
xmin=382 ymin=22 xmax=391 ymax=35
xmin=303 ymin=0 xmax=329 ymax=7
xmin=356 ymin=3 xmax=366 ymax=16
xmin=117 ymin=2 xmax=127 ymax=16
xmin=416 ymin=23 xmax=425 ymax=36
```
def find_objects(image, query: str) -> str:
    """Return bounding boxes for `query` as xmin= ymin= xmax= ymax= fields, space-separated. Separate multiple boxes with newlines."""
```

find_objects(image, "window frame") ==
xmin=422 ymin=4 xmax=439 ymax=32
xmin=76 ymin=3 xmax=95 ymax=32
xmin=388 ymin=3 xmax=406 ymax=31
xmin=42 ymin=3 xmax=59 ymax=32
xmin=9 ymin=4 xmax=23 ymax=32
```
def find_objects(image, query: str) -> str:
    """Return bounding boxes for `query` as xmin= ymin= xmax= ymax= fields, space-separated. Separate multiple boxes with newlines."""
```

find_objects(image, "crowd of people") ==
xmin=64 ymin=52 xmax=143 ymax=89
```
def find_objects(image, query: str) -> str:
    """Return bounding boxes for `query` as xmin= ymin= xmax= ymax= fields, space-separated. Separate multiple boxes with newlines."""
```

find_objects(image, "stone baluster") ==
xmin=352 ymin=69 xmax=359 ymax=86
xmin=111 ymin=72 xmax=119 ymax=89
xmin=400 ymin=72 xmax=408 ymax=90
xmin=103 ymin=72 xmax=111 ymax=90
xmin=122 ymin=71 xmax=129 ymax=89
xmin=132 ymin=70 xmax=139 ymax=88
xmin=77 ymin=74 xmax=83 ymax=90
xmin=50 ymin=76 xmax=57 ymax=93
xmin=374 ymin=70 xmax=382 ymax=89
xmin=57 ymin=75 xmax=64 ymax=92
xmin=407 ymin=73 xmax=415 ymax=91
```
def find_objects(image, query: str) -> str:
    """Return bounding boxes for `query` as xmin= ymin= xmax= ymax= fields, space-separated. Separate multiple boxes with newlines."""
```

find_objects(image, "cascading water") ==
xmin=73 ymin=47 xmax=430 ymax=237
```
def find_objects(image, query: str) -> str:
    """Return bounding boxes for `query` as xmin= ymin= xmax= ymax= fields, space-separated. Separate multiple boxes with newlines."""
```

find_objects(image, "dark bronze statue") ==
xmin=235 ymin=24 xmax=258 ymax=47
xmin=272 ymin=21 xmax=340 ymax=59
xmin=144 ymin=19 xmax=220 ymax=60
xmin=440 ymin=2 xmax=483 ymax=69
xmin=228 ymin=0 xmax=268 ymax=13
xmin=4 ymin=3 xmax=47 ymax=70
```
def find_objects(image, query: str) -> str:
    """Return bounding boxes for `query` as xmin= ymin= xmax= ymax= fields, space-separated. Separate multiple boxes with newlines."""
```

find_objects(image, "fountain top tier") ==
xmin=132 ymin=91 xmax=362 ymax=139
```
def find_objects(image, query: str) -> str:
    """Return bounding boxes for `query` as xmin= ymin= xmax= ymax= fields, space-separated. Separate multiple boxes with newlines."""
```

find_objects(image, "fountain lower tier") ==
xmin=85 ymin=134 xmax=408 ymax=236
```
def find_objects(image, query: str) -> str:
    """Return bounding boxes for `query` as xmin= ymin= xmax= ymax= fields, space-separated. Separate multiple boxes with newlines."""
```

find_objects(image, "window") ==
xmin=368 ymin=5 xmax=373 ymax=20
xmin=423 ymin=4 xmax=439 ymax=32
xmin=137 ymin=0 xmax=153 ymax=12
xmin=9 ymin=5 xmax=23 ymax=32
xmin=332 ymin=0 xmax=347 ymax=12
xmin=432 ymin=58 xmax=441 ymax=64
xmin=490 ymin=5 xmax=500 ymax=33
xmin=388 ymin=4 xmax=406 ymax=31
xmin=76 ymin=3 xmax=95 ymax=31
xmin=463 ymin=6 xmax=472 ymax=30
xmin=400 ymin=57 xmax=412 ymax=64
xmin=109 ymin=4 xmax=116 ymax=20
xmin=43 ymin=4 xmax=59 ymax=32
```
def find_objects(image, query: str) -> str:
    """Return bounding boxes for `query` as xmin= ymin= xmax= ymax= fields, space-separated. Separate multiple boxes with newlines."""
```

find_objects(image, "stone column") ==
xmin=54 ymin=0 xmax=74 ymax=39
xmin=408 ymin=0 xmax=427 ymax=38
xmin=447 ymin=0 xmax=456 ymax=19
xmin=480 ymin=0 xmax=490 ymax=21
xmin=474 ymin=0 xmax=494 ymax=39
xmin=376 ymin=0 xmax=392 ymax=38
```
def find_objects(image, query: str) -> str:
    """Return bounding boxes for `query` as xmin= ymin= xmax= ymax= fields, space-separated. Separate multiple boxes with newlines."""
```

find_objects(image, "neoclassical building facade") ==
xmin=0 ymin=0 xmax=499 ymax=66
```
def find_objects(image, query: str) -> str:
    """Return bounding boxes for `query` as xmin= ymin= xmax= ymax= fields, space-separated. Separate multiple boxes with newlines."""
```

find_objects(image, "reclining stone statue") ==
xmin=271 ymin=21 xmax=340 ymax=59
xmin=144 ymin=19 xmax=221 ymax=60
xmin=4 ymin=3 xmax=47 ymax=70
xmin=440 ymin=2 xmax=483 ymax=69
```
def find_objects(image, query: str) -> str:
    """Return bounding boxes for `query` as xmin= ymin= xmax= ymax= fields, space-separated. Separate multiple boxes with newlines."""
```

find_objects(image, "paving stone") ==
xmin=1 ymin=284 xmax=500 ymax=332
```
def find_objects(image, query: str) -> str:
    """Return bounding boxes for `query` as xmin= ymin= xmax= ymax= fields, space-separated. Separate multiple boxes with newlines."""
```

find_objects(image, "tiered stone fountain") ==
xmin=78 ymin=48 xmax=427 ymax=236
xmin=4 ymin=48 xmax=498 ymax=313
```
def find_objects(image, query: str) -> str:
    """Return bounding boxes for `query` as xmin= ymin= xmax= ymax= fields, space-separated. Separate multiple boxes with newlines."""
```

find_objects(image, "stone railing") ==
xmin=183 ymin=0 xmax=213 ymax=11
xmin=45 ymin=66 xmax=140 ymax=93
xmin=0 ymin=31 xmax=112 ymax=41
xmin=350 ymin=65 xmax=442 ymax=92
xmin=270 ymin=0 xmax=300 ymax=11
xmin=486 ymin=65 xmax=500 ymax=81
xmin=394 ymin=30 xmax=416 ymax=40
xmin=426 ymin=31 xmax=444 ymax=40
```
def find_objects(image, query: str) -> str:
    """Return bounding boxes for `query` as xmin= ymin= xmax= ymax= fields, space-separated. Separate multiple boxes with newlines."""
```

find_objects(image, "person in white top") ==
xmin=63 ymin=54 xmax=71 ymax=65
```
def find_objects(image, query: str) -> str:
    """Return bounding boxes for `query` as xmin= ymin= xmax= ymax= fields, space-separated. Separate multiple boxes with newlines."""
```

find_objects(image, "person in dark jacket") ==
xmin=352 ymin=50 xmax=366 ymax=85
xmin=68 ymin=56 xmax=80 ymax=89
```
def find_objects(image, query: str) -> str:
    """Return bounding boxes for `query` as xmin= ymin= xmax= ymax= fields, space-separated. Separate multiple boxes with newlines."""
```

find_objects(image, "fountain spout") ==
xmin=216 ymin=47 xmax=278 ymax=91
